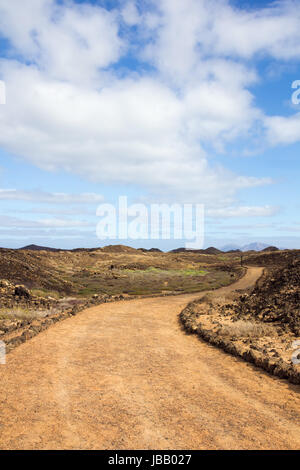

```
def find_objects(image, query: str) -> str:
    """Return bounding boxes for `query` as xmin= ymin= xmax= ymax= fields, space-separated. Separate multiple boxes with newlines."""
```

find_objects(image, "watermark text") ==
xmin=96 ymin=197 xmax=204 ymax=249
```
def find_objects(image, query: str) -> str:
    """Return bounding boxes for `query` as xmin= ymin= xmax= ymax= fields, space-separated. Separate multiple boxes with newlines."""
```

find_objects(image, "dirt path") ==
xmin=0 ymin=267 xmax=299 ymax=450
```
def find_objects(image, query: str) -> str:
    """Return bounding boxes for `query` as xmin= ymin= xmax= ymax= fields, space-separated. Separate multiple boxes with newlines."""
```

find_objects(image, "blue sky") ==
xmin=0 ymin=0 xmax=300 ymax=250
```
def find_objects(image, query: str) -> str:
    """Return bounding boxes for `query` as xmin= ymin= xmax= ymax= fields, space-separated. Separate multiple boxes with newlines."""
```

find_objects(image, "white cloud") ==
xmin=0 ymin=214 xmax=91 ymax=228
xmin=1 ymin=0 xmax=299 ymax=210
xmin=0 ymin=0 xmax=123 ymax=85
xmin=208 ymin=0 xmax=300 ymax=60
xmin=265 ymin=113 xmax=300 ymax=145
xmin=122 ymin=1 xmax=141 ymax=26
xmin=0 ymin=189 xmax=104 ymax=204
xmin=207 ymin=205 xmax=280 ymax=218
xmin=16 ymin=206 xmax=94 ymax=216
xmin=39 ymin=218 xmax=91 ymax=228
xmin=142 ymin=0 xmax=300 ymax=82
xmin=0 ymin=58 xmax=268 ymax=204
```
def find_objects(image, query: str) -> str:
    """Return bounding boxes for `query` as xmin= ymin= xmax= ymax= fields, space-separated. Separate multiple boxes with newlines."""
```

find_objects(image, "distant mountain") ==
xmin=19 ymin=244 xmax=60 ymax=252
xmin=261 ymin=246 xmax=279 ymax=252
xmin=17 ymin=243 xmax=281 ymax=254
xmin=170 ymin=246 xmax=223 ymax=255
xmin=222 ymin=243 xmax=279 ymax=252
xmin=19 ymin=244 xmax=101 ymax=253
xmin=138 ymin=248 xmax=163 ymax=253
xmin=203 ymin=247 xmax=222 ymax=255
xmin=222 ymin=244 xmax=241 ymax=252
xmin=241 ymin=243 xmax=271 ymax=252
xmin=101 ymin=244 xmax=139 ymax=253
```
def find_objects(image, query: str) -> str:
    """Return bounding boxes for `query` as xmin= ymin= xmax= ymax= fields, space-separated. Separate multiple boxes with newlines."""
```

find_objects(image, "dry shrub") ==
xmin=0 ymin=307 xmax=55 ymax=320
xmin=218 ymin=320 xmax=275 ymax=338
xmin=198 ymin=291 xmax=238 ymax=306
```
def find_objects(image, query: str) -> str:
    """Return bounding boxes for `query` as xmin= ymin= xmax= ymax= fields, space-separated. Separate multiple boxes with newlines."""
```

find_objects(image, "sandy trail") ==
xmin=0 ymin=267 xmax=299 ymax=450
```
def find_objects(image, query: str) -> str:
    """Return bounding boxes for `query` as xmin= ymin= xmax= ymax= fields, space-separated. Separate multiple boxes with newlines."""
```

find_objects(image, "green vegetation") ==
xmin=72 ymin=267 xmax=237 ymax=297
xmin=123 ymin=267 xmax=208 ymax=276
xmin=31 ymin=288 xmax=61 ymax=299
xmin=0 ymin=246 xmax=245 ymax=300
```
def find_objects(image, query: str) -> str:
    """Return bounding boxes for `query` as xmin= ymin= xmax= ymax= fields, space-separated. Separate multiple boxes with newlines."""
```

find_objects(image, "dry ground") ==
xmin=0 ymin=267 xmax=299 ymax=450
xmin=0 ymin=246 xmax=242 ymax=296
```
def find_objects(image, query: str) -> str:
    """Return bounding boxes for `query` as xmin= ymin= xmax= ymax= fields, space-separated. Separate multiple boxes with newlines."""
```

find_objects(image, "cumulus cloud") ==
xmin=142 ymin=0 xmax=300 ymax=81
xmin=0 ymin=58 xmax=268 ymax=204
xmin=0 ymin=0 xmax=123 ymax=85
xmin=207 ymin=0 xmax=300 ymax=60
xmin=265 ymin=113 xmax=300 ymax=145
xmin=122 ymin=1 xmax=141 ymax=26
xmin=0 ymin=0 xmax=299 ymax=211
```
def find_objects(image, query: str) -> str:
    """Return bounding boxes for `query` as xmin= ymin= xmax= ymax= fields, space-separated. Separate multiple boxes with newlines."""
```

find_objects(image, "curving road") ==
xmin=0 ymin=267 xmax=299 ymax=450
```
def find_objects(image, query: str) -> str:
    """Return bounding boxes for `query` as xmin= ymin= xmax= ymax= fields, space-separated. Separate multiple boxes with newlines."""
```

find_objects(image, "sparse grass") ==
xmin=0 ymin=308 xmax=40 ymax=320
xmin=77 ymin=287 xmax=97 ymax=296
xmin=198 ymin=289 xmax=239 ymax=306
xmin=182 ymin=269 xmax=208 ymax=276
xmin=217 ymin=255 xmax=229 ymax=261
xmin=73 ymin=267 xmax=237 ymax=296
xmin=218 ymin=320 xmax=275 ymax=338
xmin=31 ymin=288 xmax=61 ymax=299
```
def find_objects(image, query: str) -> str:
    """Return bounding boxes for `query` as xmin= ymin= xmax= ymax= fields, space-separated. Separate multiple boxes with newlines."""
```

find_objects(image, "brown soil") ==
xmin=0 ymin=267 xmax=299 ymax=450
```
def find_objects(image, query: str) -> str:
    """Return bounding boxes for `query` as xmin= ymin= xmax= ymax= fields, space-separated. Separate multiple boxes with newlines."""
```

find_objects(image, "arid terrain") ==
xmin=1 ymin=0 xmax=300 ymax=453
xmin=0 ymin=244 xmax=245 ymax=297
xmin=0 ymin=246 xmax=299 ymax=449
xmin=0 ymin=244 xmax=244 ymax=348
xmin=180 ymin=259 xmax=300 ymax=384
xmin=0 ymin=266 xmax=300 ymax=450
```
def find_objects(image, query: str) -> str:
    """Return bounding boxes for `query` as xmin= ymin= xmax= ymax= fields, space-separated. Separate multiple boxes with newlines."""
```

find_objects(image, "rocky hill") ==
xmin=19 ymin=244 xmax=61 ymax=252
xmin=245 ymin=249 xmax=300 ymax=267
xmin=180 ymin=260 xmax=300 ymax=384
xmin=0 ymin=245 xmax=242 ymax=297
xmin=0 ymin=248 xmax=74 ymax=292
xmin=0 ymin=244 xmax=298 ymax=299
xmin=234 ymin=259 xmax=300 ymax=335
